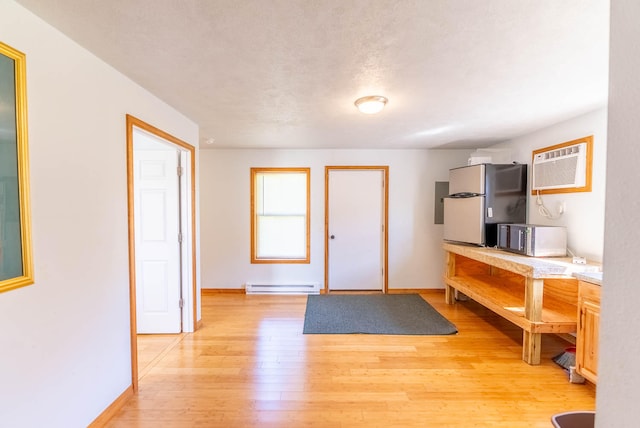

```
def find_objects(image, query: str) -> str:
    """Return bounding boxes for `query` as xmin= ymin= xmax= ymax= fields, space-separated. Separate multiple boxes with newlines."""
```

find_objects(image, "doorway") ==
xmin=325 ymin=166 xmax=389 ymax=293
xmin=126 ymin=114 xmax=197 ymax=391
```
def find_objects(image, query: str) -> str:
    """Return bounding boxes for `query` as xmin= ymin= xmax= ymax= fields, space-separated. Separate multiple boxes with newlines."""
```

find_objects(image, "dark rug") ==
xmin=303 ymin=294 xmax=457 ymax=335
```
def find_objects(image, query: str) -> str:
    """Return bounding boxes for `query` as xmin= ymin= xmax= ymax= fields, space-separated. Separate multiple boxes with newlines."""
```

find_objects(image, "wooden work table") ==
xmin=442 ymin=242 xmax=601 ymax=365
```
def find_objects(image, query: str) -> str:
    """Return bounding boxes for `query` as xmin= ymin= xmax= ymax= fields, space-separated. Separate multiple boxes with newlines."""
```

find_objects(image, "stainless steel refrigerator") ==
xmin=443 ymin=163 xmax=527 ymax=246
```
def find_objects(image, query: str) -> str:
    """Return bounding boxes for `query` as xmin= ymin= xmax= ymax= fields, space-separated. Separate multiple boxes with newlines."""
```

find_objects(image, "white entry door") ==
xmin=327 ymin=169 xmax=385 ymax=291
xmin=133 ymin=144 xmax=182 ymax=333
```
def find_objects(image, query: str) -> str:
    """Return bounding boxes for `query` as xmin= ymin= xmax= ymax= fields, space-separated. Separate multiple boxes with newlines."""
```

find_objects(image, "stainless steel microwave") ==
xmin=497 ymin=224 xmax=567 ymax=257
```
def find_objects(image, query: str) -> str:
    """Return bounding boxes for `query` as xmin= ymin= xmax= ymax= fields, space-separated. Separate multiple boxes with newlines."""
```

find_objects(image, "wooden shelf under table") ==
xmin=444 ymin=274 xmax=577 ymax=334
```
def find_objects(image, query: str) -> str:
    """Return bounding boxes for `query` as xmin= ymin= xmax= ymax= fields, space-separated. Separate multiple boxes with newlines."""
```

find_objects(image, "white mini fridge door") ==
xmin=449 ymin=164 xmax=485 ymax=195
xmin=443 ymin=196 xmax=485 ymax=245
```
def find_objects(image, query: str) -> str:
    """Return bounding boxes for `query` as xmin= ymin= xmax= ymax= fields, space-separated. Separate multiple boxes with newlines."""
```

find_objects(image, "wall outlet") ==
xmin=572 ymin=256 xmax=587 ymax=264
xmin=558 ymin=201 xmax=566 ymax=214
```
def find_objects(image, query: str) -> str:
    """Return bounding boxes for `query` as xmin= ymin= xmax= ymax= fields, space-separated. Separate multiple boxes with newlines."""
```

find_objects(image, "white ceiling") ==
xmin=16 ymin=0 xmax=609 ymax=150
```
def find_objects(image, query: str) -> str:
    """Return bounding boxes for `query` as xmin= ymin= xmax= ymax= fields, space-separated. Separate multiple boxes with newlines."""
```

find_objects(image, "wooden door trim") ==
xmin=324 ymin=166 xmax=389 ymax=294
xmin=126 ymin=114 xmax=198 ymax=392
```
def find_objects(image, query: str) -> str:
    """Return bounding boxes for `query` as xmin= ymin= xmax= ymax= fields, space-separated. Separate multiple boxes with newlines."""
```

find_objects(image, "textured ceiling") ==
xmin=15 ymin=0 xmax=609 ymax=149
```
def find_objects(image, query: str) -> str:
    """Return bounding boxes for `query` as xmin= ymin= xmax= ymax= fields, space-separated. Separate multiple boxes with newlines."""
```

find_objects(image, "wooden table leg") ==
xmin=523 ymin=277 xmax=544 ymax=365
xmin=445 ymin=284 xmax=455 ymax=304
xmin=523 ymin=331 xmax=542 ymax=364
xmin=444 ymin=251 xmax=456 ymax=304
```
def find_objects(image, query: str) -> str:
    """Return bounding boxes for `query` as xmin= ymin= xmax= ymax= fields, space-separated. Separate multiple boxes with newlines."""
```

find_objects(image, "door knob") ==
xmin=330 ymin=235 xmax=335 ymax=239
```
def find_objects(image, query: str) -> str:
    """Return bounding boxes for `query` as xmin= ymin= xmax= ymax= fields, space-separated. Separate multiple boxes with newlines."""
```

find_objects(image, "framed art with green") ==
xmin=0 ymin=41 xmax=33 ymax=293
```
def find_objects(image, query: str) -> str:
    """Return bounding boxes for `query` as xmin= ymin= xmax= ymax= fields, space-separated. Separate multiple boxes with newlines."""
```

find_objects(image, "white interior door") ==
xmin=328 ymin=169 xmax=384 ymax=291
xmin=133 ymin=140 xmax=182 ymax=333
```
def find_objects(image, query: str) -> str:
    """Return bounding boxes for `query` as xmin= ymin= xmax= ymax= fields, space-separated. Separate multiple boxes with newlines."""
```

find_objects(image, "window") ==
xmin=250 ymin=168 xmax=310 ymax=263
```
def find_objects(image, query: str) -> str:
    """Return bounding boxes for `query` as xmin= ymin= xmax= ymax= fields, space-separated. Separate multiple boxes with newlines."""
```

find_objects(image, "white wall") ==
xmin=491 ymin=108 xmax=608 ymax=261
xmin=0 ymin=2 xmax=199 ymax=427
xmin=597 ymin=1 xmax=640 ymax=426
xmin=200 ymin=149 xmax=470 ymax=291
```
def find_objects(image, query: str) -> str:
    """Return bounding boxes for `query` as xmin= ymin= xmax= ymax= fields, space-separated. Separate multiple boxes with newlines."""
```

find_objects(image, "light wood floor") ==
xmin=107 ymin=291 xmax=595 ymax=427
xmin=137 ymin=333 xmax=185 ymax=380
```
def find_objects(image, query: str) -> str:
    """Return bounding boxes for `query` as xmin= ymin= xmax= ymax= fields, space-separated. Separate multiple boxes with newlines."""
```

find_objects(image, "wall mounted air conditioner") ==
xmin=532 ymin=142 xmax=588 ymax=191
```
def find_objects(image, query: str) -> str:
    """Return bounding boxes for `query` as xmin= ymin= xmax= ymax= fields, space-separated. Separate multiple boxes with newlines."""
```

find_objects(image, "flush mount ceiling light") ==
xmin=354 ymin=95 xmax=388 ymax=114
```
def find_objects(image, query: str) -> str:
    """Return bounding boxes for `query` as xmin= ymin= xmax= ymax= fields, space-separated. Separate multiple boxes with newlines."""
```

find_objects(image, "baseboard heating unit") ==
xmin=245 ymin=283 xmax=321 ymax=295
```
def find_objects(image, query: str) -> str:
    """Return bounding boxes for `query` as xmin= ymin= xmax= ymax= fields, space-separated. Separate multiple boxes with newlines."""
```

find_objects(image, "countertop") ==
xmin=443 ymin=242 xmax=602 ymax=278
xmin=573 ymin=271 xmax=603 ymax=286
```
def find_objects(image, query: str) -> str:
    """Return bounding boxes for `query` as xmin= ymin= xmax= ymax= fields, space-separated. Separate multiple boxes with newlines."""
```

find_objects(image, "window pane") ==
xmin=257 ymin=215 xmax=306 ymax=259
xmin=259 ymin=173 xmax=306 ymax=215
